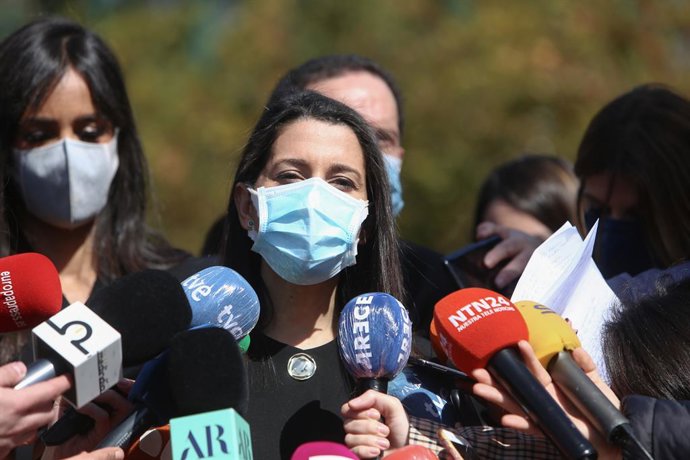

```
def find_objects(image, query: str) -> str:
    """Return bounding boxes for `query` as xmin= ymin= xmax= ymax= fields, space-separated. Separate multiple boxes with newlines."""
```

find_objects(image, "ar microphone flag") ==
xmin=515 ymin=301 xmax=652 ymax=459
xmin=338 ymin=292 xmax=412 ymax=393
xmin=0 ymin=252 xmax=62 ymax=332
xmin=433 ymin=288 xmax=596 ymax=460
xmin=180 ymin=266 xmax=260 ymax=353
xmin=170 ymin=408 xmax=252 ymax=460
xmin=290 ymin=442 xmax=357 ymax=460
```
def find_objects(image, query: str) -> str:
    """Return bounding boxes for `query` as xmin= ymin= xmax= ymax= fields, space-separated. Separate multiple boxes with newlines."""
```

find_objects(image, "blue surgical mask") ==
xmin=248 ymin=177 xmax=369 ymax=285
xmin=12 ymin=134 xmax=119 ymax=229
xmin=383 ymin=154 xmax=404 ymax=216
xmin=585 ymin=209 xmax=657 ymax=279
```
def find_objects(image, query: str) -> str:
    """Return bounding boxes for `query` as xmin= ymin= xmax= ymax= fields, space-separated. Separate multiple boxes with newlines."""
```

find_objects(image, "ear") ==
xmin=234 ymin=183 xmax=257 ymax=231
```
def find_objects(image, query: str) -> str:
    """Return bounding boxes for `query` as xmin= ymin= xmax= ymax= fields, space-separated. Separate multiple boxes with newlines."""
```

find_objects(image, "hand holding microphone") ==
xmin=433 ymin=288 xmax=596 ymax=459
xmin=0 ymin=361 xmax=70 ymax=459
xmin=338 ymin=292 xmax=412 ymax=458
xmin=42 ymin=380 xmax=134 ymax=460
xmin=512 ymin=301 xmax=651 ymax=459
xmin=341 ymin=390 xmax=409 ymax=458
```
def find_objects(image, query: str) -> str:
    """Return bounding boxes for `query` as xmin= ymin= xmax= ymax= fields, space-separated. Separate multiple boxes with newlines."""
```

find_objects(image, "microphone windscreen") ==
xmin=514 ymin=300 xmax=581 ymax=367
xmin=89 ymin=269 xmax=192 ymax=366
xmin=428 ymin=319 xmax=448 ymax=362
xmin=291 ymin=441 xmax=358 ymax=460
xmin=166 ymin=327 xmax=248 ymax=417
xmin=0 ymin=253 xmax=61 ymax=332
xmin=433 ymin=288 xmax=527 ymax=372
xmin=181 ymin=266 xmax=260 ymax=340
xmin=338 ymin=293 xmax=412 ymax=380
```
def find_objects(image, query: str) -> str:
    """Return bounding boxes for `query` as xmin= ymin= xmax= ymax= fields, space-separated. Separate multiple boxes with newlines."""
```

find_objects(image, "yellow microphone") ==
xmin=515 ymin=301 xmax=651 ymax=459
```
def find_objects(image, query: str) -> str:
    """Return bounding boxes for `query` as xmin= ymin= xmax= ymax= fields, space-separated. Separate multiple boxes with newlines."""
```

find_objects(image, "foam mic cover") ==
xmin=181 ymin=266 xmax=260 ymax=342
xmin=515 ymin=300 xmax=651 ymax=457
xmin=338 ymin=293 xmax=412 ymax=393
xmin=167 ymin=326 xmax=248 ymax=417
xmin=88 ymin=269 xmax=192 ymax=367
xmin=433 ymin=288 xmax=527 ymax=372
xmin=384 ymin=446 xmax=438 ymax=459
xmin=513 ymin=300 xmax=580 ymax=367
xmin=291 ymin=442 xmax=358 ymax=460
xmin=0 ymin=253 xmax=61 ymax=332
xmin=97 ymin=327 xmax=248 ymax=450
xmin=434 ymin=288 xmax=596 ymax=460
xmin=428 ymin=319 xmax=448 ymax=362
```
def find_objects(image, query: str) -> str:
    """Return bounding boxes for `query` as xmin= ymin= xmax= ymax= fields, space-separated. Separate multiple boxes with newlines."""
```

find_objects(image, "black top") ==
xmin=246 ymin=333 xmax=355 ymax=460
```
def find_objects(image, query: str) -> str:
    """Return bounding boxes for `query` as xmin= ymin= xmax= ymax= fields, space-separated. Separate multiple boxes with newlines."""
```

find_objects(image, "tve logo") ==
xmin=170 ymin=409 xmax=252 ymax=460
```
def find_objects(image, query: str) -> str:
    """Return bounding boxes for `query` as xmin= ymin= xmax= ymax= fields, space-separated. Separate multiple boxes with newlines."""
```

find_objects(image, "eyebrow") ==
xmin=373 ymin=127 xmax=399 ymax=144
xmin=21 ymin=114 xmax=101 ymax=124
xmin=272 ymin=158 xmax=364 ymax=181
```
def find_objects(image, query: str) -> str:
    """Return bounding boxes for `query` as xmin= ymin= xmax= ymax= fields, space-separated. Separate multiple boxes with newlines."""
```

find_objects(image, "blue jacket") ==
xmin=623 ymin=395 xmax=690 ymax=459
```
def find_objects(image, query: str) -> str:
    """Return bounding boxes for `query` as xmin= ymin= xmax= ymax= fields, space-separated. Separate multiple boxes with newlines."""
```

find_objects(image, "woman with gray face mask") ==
xmin=0 ymin=17 xmax=188 ymax=363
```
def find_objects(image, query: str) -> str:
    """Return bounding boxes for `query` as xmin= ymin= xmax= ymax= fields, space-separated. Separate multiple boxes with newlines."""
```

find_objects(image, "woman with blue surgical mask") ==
xmin=223 ymin=91 xmax=405 ymax=458
xmin=574 ymin=84 xmax=690 ymax=303
xmin=0 ymin=18 xmax=187 ymax=363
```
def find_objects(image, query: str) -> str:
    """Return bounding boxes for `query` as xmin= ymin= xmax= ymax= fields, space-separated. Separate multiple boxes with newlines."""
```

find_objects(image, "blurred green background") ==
xmin=2 ymin=0 xmax=690 ymax=254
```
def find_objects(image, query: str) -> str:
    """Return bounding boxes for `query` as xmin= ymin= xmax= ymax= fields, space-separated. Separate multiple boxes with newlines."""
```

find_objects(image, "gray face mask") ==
xmin=12 ymin=134 xmax=120 ymax=229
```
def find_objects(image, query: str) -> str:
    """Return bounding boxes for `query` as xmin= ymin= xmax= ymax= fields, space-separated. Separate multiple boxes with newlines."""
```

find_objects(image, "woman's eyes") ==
xmin=78 ymin=124 xmax=109 ymax=142
xmin=21 ymin=129 xmax=52 ymax=145
xmin=330 ymin=177 xmax=356 ymax=191
xmin=274 ymin=172 xmax=357 ymax=191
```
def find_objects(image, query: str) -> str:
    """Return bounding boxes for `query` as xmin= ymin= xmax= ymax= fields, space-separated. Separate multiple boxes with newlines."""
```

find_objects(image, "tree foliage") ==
xmin=2 ymin=0 xmax=690 ymax=253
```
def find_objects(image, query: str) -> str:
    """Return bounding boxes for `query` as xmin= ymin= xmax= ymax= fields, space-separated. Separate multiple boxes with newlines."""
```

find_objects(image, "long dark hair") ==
xmin=0 ymin=17 xmax=187 ymax=280
xmin=575 ymin=83 xmax=690 ymax=267
xmin=222 ymin=90 xmax=405 ymax=329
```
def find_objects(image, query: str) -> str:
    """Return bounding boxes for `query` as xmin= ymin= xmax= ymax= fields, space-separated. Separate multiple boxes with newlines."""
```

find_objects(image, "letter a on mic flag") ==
xmin=170 ymin=408 xmax=252 ymax=460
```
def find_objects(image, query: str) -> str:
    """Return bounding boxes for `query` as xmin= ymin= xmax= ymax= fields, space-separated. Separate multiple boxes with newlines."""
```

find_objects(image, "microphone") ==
xmin=290 ymin=442 xmax=358 ymax=460
xmin=338 ymin=292 xmax=412 ymax=394
xmin=515 ymin=300 xmax=653 ymax=459
xmin=39 ymin=269 xmax=193 ymax=443
xmin=180 ymin=266 xmax=260 ymax=352
xmin=97 ymin=326 xmax=248 ymax=451
xmin=384 ymin=446 xmax=439 ymax=459
xmin=17 ymin=269 xmax=192 ymax=406
xmin=0 ymin=252 xmax=62 ymax=332
xmin=433 ymin=288 xmax=597 ymax=460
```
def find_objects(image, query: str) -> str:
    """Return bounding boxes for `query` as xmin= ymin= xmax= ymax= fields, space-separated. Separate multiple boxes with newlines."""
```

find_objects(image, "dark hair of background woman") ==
xmin=574 ymin=83 xmax=690 ymax=267
xmin=603 ymin=278 xmax=690 ymax=401
xmin=0 ymin=17 xmax=187 ymax=280
xmin=222 ymin=90 xmax=405 ymax=329
xmin=473 ymin=154 xmax=578 ymax=234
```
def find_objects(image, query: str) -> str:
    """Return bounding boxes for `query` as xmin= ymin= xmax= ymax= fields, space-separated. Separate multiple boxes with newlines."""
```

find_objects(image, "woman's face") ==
xmin=254 ymin=118 xmax=367 ymax=200
xmin=14 ymin=68 xmax=114 ymax=149
xmin=482 ymin=198 xmax=553 ymax=240
xmin=580 ymin=172 xmax=640 ymax=220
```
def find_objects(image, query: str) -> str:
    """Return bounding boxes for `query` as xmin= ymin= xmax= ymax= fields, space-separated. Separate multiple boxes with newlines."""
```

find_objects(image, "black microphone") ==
xmin=96 ymin=326 xmax=247 ymax=450
xmin=39 ymin=269 xmax=192 ymax=444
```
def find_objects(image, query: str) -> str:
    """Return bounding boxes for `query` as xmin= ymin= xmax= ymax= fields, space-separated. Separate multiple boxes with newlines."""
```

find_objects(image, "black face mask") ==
xmin=585 ymin=209 xmax=657 ymax=279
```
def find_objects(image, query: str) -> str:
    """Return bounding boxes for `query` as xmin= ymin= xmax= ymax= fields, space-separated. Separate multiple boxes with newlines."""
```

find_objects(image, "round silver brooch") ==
xmin=287 ymin=352 xmax=317 ymax=381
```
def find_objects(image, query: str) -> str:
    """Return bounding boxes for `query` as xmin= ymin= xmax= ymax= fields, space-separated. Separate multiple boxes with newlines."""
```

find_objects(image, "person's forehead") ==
xmin=307 ymin=71 xmax=399 ymax=134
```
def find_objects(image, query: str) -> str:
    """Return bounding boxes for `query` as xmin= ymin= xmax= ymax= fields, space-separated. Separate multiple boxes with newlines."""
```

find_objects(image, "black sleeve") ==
xmin=622 ymin=395 xmax=690 ymax=459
